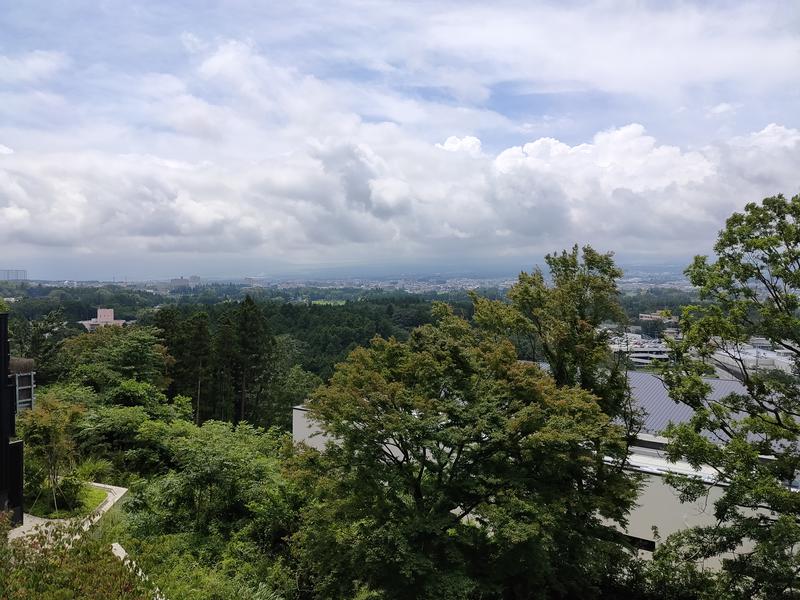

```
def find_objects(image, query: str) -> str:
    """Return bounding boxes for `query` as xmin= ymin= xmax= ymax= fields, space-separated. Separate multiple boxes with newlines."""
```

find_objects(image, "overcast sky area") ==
xmin=1 ymin=1 xmax=799 ymax=280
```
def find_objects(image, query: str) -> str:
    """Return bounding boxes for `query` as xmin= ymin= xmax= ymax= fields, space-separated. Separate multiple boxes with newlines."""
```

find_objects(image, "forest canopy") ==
xmin=3 ymin=195 xmax=800 ymax=599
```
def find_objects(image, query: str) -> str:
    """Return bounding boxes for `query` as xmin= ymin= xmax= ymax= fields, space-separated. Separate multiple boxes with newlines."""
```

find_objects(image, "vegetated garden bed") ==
xmin=26 ymin=483 xmax=108 ymax=519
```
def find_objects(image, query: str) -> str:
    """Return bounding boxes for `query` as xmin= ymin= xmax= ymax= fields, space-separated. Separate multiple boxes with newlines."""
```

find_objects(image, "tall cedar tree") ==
xmin=153 ymin=305 xmax=182 ymax=396
xmin=211 ymin=312 xmax=239 ymax=421
xmin=235 ymin=295 xmax=273 ymax=423
xmin=174 ymin=312 xmax=211 ymax=423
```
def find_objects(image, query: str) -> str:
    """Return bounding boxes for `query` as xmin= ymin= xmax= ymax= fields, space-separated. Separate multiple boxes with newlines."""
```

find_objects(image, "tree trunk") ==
xmin=195 ymin=360 xmax=202 ymax=425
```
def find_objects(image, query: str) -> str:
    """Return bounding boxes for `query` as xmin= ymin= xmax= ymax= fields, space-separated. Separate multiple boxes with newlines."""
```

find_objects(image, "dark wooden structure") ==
xmin=0 ymin=312 xmax=23 ymax=525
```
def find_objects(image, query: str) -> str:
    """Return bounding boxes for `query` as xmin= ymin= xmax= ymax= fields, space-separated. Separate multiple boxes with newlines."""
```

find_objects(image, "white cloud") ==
xmin=438 ymin=136 xmax=482 ymax=157
xmin=707 ymin=102 xmax=739 ymax=117
xmin=1 ymin=121 xmax=798 ymax=272
xmin=0 ymin=51 xmax=69 ymax=83
xmin=1 ymin=2 xmax=798 ymax=277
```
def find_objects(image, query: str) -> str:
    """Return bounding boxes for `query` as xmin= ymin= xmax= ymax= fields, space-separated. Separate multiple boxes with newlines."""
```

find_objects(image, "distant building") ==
xmin=662 ymin=327 xmax=681 ymax=340
xmin=609 ymin=332 xmax=670 ymax=367
xmin=711 ymin=341 xmax=794 ymax=378
xmin=245 ymin=277 xmax=268 ymax=287
xmin=79 ymin=308 xmax=128 ymax=331
xmin=170 ymin=275 xmax=201 ymax=289
xmin=0 ymin=269 xmax=27 ymax=282
xmin=638 ymin=312 xmax=678 ymax=324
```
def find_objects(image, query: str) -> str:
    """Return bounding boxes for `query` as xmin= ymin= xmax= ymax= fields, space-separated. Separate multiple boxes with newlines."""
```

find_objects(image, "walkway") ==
xmin=7 ymin=482 xmax=128 ymax=540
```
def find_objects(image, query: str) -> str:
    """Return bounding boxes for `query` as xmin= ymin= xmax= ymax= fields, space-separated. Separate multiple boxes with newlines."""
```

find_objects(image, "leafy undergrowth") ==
xmin=27 ymin=483 xmax=108 ymax=519
xmin=0 ymin=513 xmax=153 ymax=600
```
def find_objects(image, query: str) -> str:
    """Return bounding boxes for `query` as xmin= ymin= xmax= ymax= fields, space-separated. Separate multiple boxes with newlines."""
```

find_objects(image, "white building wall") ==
xmin=626 ymin=475 xmax=723 ymax=542
xmin=292 ymin=406 xmax=330 ymax=451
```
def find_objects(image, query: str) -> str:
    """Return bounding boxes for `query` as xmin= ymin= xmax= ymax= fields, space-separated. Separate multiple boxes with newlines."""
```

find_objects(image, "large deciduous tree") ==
xmin=663 ymin=194 xmax=800 ymax=598
xmin=472 ymin=245 xmax=632 ymax=423
xmin=295 ymin=306 xmax=638 ymax=600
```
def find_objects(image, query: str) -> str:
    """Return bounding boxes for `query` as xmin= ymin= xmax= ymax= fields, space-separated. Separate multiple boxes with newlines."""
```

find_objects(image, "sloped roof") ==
xmin=629 ymin=370 xmax=746 ymax=434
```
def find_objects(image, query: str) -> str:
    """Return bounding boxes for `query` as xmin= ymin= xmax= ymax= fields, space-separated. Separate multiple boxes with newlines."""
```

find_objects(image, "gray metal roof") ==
xmin=629 ymin=370 xmax=746 ymax=434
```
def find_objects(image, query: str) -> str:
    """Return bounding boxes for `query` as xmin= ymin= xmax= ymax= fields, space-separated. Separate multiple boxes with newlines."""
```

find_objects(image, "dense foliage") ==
xmin=6 ymin=194 xmax=800 ymax=599
xmin=0 ymin=515 xmax=152 ymax=599
xmin=300 ymin=305 xmax=637 ymax=599
xmin=663 ymin=194 xmax=800 ymax=598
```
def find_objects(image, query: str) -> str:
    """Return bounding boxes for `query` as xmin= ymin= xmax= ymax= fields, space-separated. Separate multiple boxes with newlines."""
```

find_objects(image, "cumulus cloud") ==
xmin=438 ymin=136 xmax=482 ymax=157
xmin=2 ymin=121 xmax=798 ymax=273
xmin=1 ymin=2 xmax=799 ymax=277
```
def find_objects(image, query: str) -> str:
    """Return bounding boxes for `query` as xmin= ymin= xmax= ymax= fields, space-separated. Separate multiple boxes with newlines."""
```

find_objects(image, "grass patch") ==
xmin=27 ymin=483 xmax=108 ymax=519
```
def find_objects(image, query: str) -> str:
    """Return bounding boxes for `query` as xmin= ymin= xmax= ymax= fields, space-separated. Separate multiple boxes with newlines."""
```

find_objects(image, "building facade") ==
xmin=79 ymin=307 xmax=128 ymax=331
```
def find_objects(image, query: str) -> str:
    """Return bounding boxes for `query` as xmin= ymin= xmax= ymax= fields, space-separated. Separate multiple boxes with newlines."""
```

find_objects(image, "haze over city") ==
xmin=1 ymin=1 xmax=799 ymax=279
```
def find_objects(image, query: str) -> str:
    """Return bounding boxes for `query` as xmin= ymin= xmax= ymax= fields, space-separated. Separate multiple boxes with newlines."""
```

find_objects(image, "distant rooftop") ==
xmin=629 ymin=370 xmax=746 ymax=435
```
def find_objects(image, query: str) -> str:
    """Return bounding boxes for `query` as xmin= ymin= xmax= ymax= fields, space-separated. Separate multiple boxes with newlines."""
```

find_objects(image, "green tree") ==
xmin=153 ymin=304 xmax=183 ymax=396
xmin=663 ymin=194 xmax=800 ymax=598
xmin=296 ymin=306 xmax=638 ymax=599
xmin=18 ymin=390 xmax=85 ymax=512
xmin=211 ymin=312 xmax=239 ymax=421
xmin=177 ymin=311 xmax=211 ymax=424
xmin=235 ymin=295 xmax=273 ymax=423
xmin=74 ymin=405 xmax=155 ymax=478
xmin=62 ymin=325 xmax=173 ymax=391
xmin=128 ymin=420 xmax=284 ymax=537
xmin=250 ymin=335 xmax=322 ymax=429
xmin=9 ymin=308 xmax=73 ymax=382
xmin=472 ymin=245 xmax=633 ymax=424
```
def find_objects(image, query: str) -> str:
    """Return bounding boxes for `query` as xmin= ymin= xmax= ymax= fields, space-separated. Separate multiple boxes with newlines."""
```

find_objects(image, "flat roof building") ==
xmin=79 ymin=308 xmax=127 ymax=331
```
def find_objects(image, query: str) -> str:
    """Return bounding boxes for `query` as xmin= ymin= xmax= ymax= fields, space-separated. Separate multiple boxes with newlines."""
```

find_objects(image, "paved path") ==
xmin=7 ymin=482 xmax=128 ymax=540
xmin=5 ymin=482 xmax=165 ymax=597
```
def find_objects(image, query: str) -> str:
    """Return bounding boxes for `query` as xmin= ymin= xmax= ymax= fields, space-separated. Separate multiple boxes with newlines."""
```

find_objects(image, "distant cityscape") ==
xmin=1 ymin=266 xmax=693 ymax=294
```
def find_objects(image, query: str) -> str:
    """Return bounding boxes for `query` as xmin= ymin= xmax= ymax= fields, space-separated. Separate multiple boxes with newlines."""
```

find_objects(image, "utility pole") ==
xmin=0 ymin=311 xmax=24 ymax=525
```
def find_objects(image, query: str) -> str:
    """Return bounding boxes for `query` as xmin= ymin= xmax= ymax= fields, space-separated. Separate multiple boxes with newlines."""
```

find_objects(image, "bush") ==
xmin=76 ymin=458 xmax=115 ymax=483
xmin=23 ymin=455 xmax=48 ymax=507
xmin=0 ymin=513 xmax=152 ymax=599
xmin=56 ymin=475 xmax=84 ymax=511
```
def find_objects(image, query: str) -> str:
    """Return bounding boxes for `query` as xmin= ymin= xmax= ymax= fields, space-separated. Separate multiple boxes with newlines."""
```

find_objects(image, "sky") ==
xmin=1 ymin=0 xmax=799 ymax=280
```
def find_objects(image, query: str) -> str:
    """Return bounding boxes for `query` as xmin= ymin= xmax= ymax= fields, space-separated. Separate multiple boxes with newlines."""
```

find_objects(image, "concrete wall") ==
xmin=97 ymin=308 xmax=115 ymax=322
xmin=292 ymin=406 xmax=330 ymax=451
xmin=626 ymin=475 xmax=723 ymax=544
